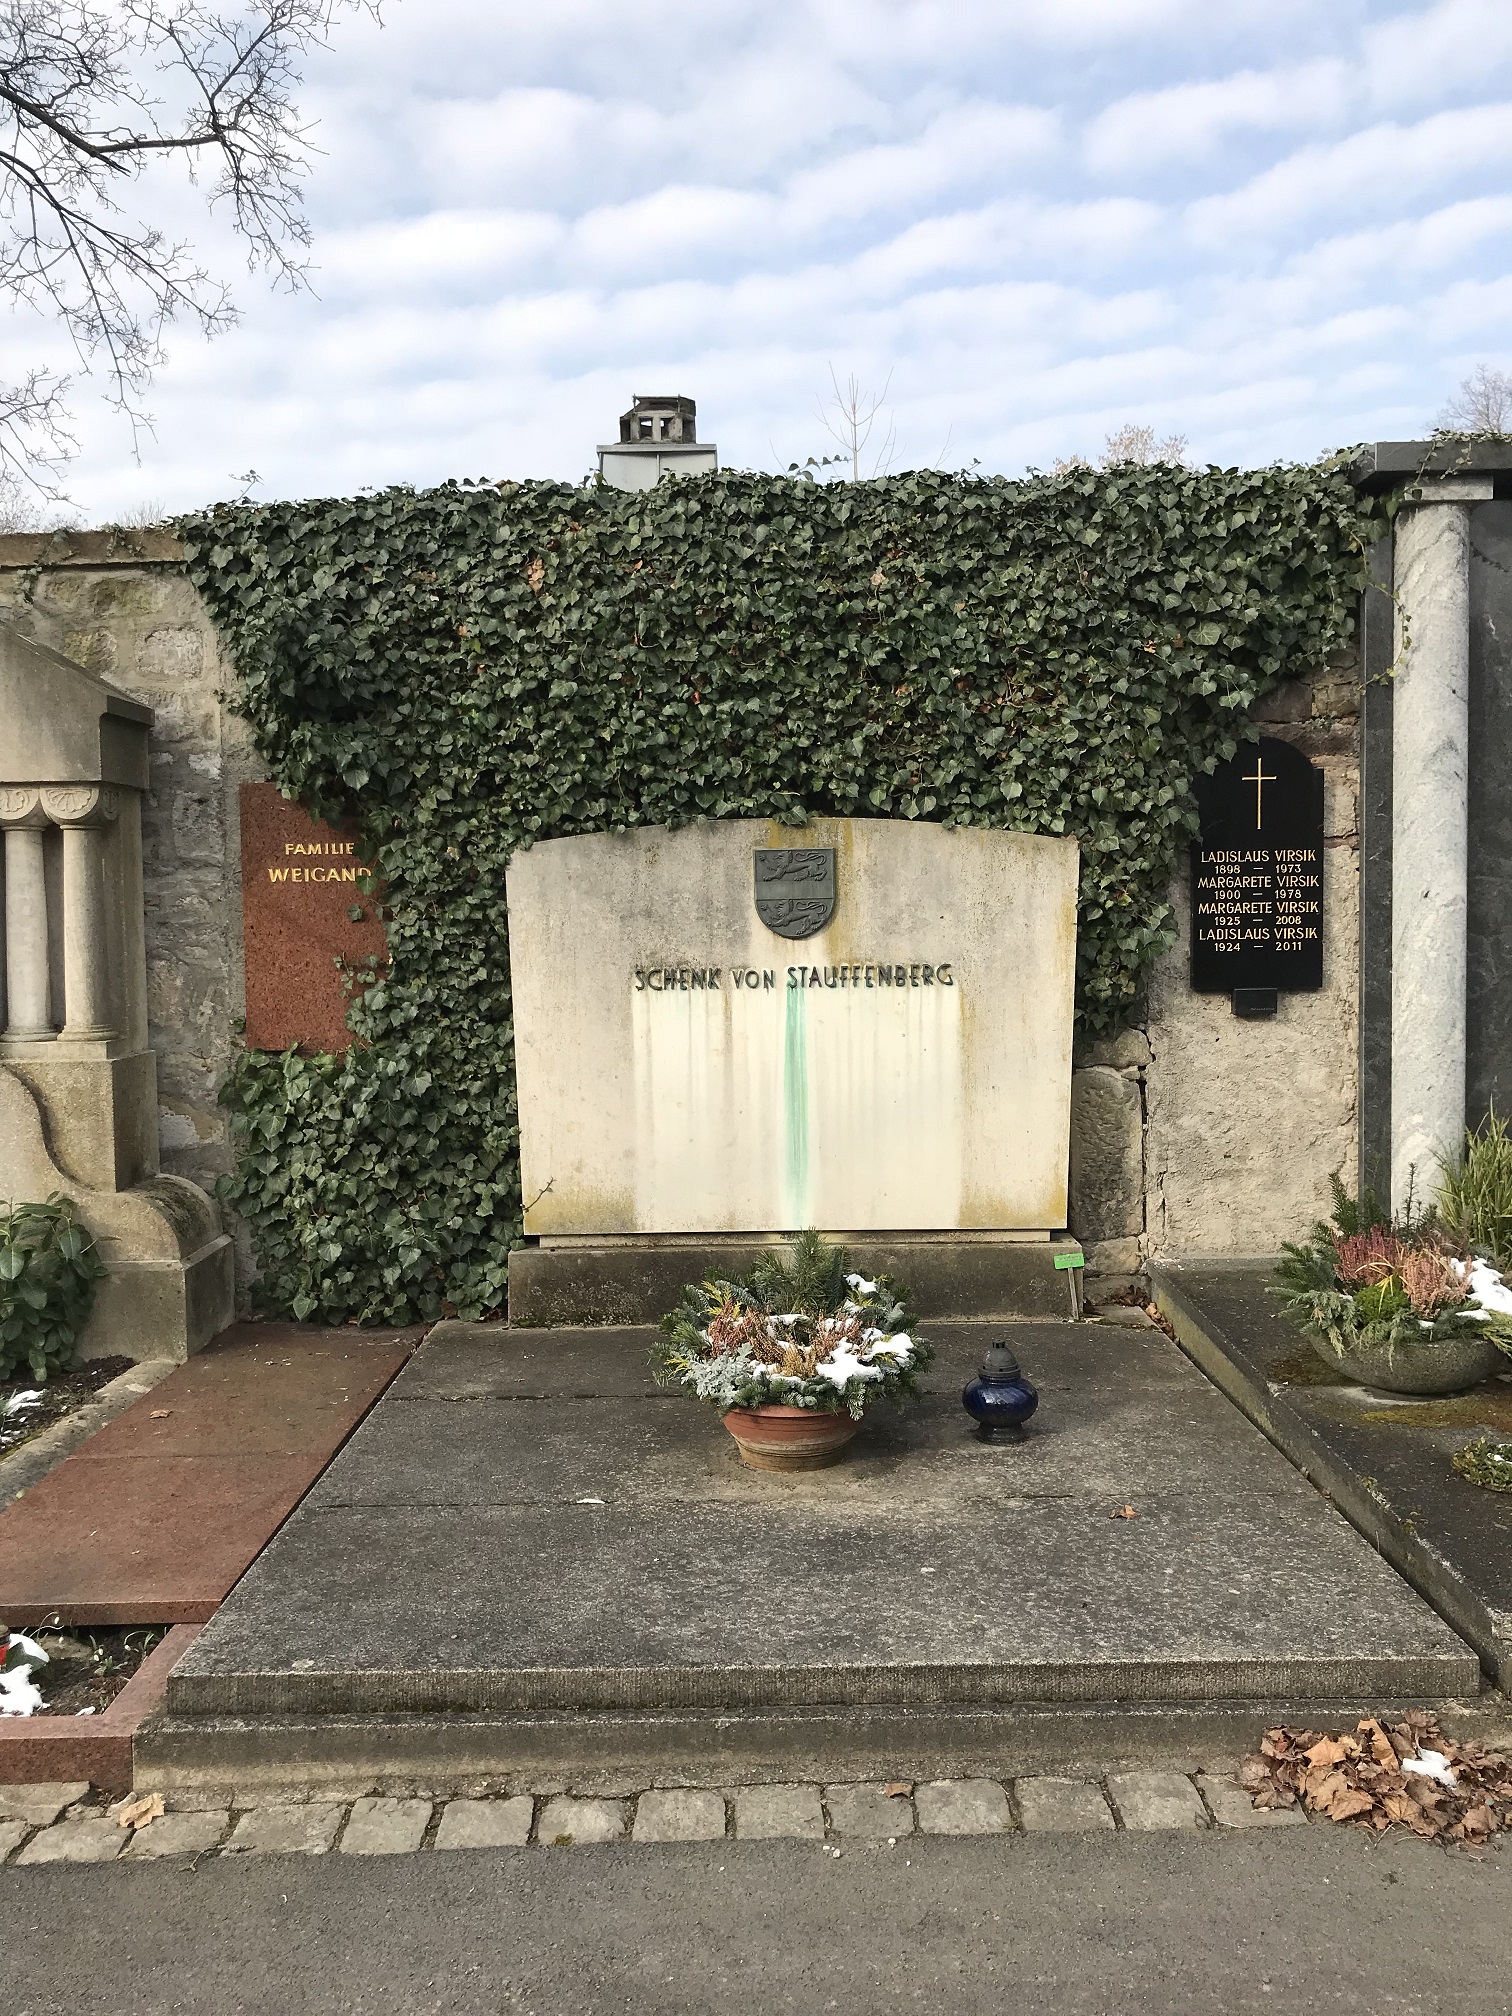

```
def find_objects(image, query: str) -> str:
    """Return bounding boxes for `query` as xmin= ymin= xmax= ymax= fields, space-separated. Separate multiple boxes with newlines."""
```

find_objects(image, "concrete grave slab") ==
xmin=166 ymin=1321 xmax=1477 ymax=1725
xmin=1156 ymin=1262 xmax=1512 ymax=1689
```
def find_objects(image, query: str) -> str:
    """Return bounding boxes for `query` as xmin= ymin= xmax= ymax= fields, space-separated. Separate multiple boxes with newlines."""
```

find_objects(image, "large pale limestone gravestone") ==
xmin=506 ymin=817 xmax=1081 ymax=1320
xmin=238 ymin=782 xmax=385 ymax=1053
xmin=0 ymin=627 xmax=233 ymax=1360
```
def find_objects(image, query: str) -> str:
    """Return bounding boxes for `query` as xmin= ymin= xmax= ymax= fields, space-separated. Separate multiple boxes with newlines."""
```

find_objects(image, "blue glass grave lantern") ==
xmin=962 ymin=1340 xmax=1039 ymax=1442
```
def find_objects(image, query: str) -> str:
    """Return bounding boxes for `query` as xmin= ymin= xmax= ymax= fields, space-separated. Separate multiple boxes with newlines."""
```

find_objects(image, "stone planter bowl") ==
xmin=1305 ymin=1328 xmax=1505 ymax=1396
xmin=720 ymin=1404 xmax=861 ymax=1471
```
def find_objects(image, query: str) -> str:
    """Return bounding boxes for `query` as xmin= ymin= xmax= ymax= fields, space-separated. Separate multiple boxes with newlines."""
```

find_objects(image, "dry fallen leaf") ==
xmin=1304 ymin=1735 xmax=1353 ymax=1769
xmin=1110 ymin=1505 xmax=1138 ymax=1520
xmin=883 ymin=1782 xmax=912 ymax=1798
xmin=114 ymin=1792 xmax=164 ymax=1830
xmin=150 ymin=1409 xmax=172 ymax=1419
xmin=1239 ymin=1714 xmax=1512 ymax=1846
xmin=1321 ymin=1785 xmax=1376 ymax=1822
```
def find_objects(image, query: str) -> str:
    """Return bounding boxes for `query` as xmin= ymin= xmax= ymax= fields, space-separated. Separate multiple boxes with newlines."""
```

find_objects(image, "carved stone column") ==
xmin=41 ymin=784 xmax=119 ymax=1044
xmin=0 ymin=786 xmax=53 ymax=1041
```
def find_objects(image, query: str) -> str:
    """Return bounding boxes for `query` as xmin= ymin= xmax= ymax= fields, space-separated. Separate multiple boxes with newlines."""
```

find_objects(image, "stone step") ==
xmin=135 ymin=1695 xmax=1507 ymax=1796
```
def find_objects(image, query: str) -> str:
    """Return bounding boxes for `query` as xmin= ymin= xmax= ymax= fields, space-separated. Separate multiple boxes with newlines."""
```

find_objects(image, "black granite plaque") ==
xmin=1191 ymin=736 xmax=1324 ymax=1004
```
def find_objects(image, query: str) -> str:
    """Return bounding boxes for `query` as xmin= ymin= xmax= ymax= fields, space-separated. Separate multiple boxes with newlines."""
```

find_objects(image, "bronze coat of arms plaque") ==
xmin=754 ymin=847 xmax=836 ymax=938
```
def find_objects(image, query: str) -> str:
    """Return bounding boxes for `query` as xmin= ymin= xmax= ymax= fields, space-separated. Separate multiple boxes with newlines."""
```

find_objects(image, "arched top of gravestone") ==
xmin=1193 ymin=734 xmax=1322 ymax=851
xmin=0 ymin=622 xmax=152 ymax=789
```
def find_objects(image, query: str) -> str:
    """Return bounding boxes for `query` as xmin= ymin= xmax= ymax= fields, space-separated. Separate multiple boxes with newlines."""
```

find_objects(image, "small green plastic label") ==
xmin=1054 ymin=1250 xmax=1086 ymax=1271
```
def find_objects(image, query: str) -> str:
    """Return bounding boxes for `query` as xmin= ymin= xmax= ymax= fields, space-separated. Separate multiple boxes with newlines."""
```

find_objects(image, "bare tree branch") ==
xmin=0 ymin=0 xmax=376 ymax=492
xmin=1438 ymin=364 xmax=1512 ymax=436
xmin=817 ymin=366 xmax=896 ymax=481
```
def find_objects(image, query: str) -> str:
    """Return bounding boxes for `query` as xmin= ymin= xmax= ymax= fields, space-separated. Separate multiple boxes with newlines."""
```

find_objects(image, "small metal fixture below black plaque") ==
xmin=1231 ymin=988 xmax=1279 ymax=1020
xmin=754 ymin=847 xmax=835 ymax=939
xmin=1191 ymin=735 xmax=1324 ymax=1016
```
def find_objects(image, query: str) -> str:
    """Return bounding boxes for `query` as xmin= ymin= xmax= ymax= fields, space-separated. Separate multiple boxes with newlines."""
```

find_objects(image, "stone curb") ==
xmin=0 ymin=1360 xmax=178 ymax=1505
xmin=0 ymin=1767 xmax=1407 ymax=1866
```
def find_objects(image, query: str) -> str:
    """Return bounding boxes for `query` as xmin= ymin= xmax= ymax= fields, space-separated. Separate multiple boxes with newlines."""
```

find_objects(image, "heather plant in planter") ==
xmin=1273 ymin=1180 xmax=1512 ymax=1395
xmin=654 ymin=1230 xmax=932 ymax=1471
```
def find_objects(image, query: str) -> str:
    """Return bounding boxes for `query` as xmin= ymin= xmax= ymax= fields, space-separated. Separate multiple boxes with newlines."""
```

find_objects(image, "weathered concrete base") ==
xmin=0 ymin=1066 xmax=232 ymax=1362
xmin=134 ymin=1694 xmax=1503 ymax=1796
xmin=508 ymin=1235 xmax=1085 ymax=1324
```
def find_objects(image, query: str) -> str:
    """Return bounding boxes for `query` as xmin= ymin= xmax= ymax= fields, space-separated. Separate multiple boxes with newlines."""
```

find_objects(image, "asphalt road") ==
xmin=2 ymin=1828 xmax=1509 ymax=2016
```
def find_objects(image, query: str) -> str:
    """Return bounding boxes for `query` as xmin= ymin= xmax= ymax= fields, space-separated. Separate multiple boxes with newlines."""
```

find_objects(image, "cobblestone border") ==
xmin=0 ymin=1766 xmax=1324 ymax=1864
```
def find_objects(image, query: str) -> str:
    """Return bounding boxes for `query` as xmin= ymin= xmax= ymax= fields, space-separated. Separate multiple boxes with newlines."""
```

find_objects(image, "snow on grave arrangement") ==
xmin=1273 ymin=1180 xmax=1512 ymax=1396
xmin=653 ymin=1230 xmax=933 ymax=1471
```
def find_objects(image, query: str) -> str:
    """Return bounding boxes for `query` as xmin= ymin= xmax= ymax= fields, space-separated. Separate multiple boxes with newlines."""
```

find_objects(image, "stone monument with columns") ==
xmin=0 ymin=625 xmax=233 ymax=1359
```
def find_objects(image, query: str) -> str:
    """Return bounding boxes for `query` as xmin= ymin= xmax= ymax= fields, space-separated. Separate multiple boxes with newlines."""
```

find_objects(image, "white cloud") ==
xmin=1186 ymin=104 xmax=1512 ymax=246
xmin=34 ymin=0 xmax=1512 ymax=520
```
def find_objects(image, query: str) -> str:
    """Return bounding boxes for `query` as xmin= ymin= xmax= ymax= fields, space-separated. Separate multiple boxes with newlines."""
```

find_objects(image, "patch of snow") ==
xmin=2 ymin=1390 xmax=42 ymax=1417
xmin=1402 ymin=1748 xmax=1457 ymax=1787
xmin=0 ymin=1631 xmax=48 ymax=1718
xmin=845 ymin=1274 xmax=879 ymax=1295
xmin=815 ymin=1346 xmax=884 ymax=1391
xmin=1458 ymin=1259 xmax=1512 ymax=1322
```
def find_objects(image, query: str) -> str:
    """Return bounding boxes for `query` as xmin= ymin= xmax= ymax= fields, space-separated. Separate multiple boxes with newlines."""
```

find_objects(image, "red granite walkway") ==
xmin=0 ymin=1324 xmax=420 ymax=1626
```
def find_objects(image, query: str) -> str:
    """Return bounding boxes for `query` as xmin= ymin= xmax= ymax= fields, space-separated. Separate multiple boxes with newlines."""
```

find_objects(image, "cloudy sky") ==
xmin=27 ymin=0 xmax=1512 ymax=520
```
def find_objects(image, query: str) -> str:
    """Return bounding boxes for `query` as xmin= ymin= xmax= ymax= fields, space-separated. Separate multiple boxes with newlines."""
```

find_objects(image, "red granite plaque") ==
xmin=240 ymin=782 xmax=387 ymax=1053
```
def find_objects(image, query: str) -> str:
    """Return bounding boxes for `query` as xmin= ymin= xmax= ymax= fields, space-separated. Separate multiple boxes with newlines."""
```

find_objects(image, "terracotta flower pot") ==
xmin=720 ymin=1404 xmax=861 ymax=1471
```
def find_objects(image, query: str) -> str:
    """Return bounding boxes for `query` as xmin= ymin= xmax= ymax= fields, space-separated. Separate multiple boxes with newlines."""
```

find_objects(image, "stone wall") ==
xmin=1074 ymin=651 xmax=1363 ymax=1278
xmin=0 ymin=536 xmax=1363 ymax=1290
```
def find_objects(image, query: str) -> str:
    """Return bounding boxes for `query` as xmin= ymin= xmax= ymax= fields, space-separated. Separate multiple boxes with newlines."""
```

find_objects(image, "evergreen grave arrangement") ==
xmin=1273 ymin=1171 xmax=1512 ymax=1397
xmin=653 ymin=1230 xmax=932 ymax=1469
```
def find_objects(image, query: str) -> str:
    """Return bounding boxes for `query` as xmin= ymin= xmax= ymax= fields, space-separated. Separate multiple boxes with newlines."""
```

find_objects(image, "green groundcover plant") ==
xmin=653 ymin=1229 xmax=932 ymax=1420
xmin=0 ymin=1196 xmax=108 ymax=1382
xmin=1453 ymin=1436 xmax=1512 ymax=1494
xmin=177 ymin=460 xmax=1382 ymax=1324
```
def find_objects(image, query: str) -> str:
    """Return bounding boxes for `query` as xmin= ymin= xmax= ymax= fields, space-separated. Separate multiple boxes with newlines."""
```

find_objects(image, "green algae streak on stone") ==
xmin=783 ymin=979 xmax=810 ymax=1226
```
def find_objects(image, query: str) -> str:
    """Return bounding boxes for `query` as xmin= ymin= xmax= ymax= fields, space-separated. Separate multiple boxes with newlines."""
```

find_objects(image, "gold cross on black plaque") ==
xmin=1242 ymin=756 xmax=1277 ymax=831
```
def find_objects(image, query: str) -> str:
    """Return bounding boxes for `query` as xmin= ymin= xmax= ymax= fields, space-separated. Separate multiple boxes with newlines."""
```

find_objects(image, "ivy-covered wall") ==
xmin=158 ymin=461 xmax=1377 ymax=1325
